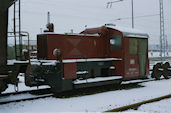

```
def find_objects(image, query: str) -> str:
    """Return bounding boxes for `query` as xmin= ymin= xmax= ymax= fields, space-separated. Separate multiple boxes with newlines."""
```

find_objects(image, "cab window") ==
xmin=110 ymin=35 xmax=122 ymax=50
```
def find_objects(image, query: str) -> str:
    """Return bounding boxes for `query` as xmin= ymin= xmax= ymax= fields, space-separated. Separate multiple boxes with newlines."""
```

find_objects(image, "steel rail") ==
xmin=0 ymin=88 xmax=51 ymax=97
xmin=105 ymin=94 xmax=171 ymax=112
xmin=0 ymin=77 xmax=170 ymax=105
xmin=0 ymin=94 xmax=53 ymax=105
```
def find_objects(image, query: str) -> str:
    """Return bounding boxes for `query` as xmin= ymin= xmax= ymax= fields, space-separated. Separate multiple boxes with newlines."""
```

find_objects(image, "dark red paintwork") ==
xmin=63 ymin=63 xmax=77 ymax=79
xmin=37 ymin=26 xmax=149 ymax=80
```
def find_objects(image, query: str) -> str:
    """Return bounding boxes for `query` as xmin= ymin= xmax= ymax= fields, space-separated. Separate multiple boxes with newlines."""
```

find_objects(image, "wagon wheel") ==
xmin=151 ymin=63 xmax=163 ymax=80
xmin=162 ymin=62 xmax=170 ymax=79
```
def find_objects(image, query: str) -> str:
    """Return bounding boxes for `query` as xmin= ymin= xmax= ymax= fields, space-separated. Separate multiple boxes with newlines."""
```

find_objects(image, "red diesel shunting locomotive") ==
xmin=25 ymin=24 xmax=149 ymax=93
xmin=38 ymin=24 xmax=149 ymax=79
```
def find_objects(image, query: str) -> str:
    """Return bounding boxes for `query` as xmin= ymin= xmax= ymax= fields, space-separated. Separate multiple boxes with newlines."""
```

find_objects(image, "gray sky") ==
xmin=8 ymin=0 xmax=171 ymax=45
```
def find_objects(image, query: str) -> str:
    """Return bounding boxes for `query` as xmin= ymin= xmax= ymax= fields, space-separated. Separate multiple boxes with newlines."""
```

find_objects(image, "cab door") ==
xmin=138 ymin=38 xmax=148 ymax=78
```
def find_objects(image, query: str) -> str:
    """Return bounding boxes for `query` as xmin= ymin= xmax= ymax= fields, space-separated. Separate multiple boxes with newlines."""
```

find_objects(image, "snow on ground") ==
xmin=3 ymin=76 xmax=50 ymax=94
xmin=0 ymin=78 xmax=171 ymax=113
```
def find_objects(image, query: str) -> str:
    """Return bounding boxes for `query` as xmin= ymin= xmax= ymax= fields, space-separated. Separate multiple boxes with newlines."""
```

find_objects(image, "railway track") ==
xmin=0 ymin=88 xmax=52 ymax=105
xmin=0 ymin=76 xmax=170 ymax=105
xmin=0 ymin=94 xmax=53 ymax=105
xmin=105 ymin=94 xmax=171 ymax=112
xmin=0 ymin=88 xmax=51 ymax=97
xmin=0 ymin=82 xmax=141 ymax=105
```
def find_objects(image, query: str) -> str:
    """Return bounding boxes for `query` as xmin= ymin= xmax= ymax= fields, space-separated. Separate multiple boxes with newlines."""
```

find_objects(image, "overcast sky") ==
xmin=8 ymin=0 xmax=171 ymax=45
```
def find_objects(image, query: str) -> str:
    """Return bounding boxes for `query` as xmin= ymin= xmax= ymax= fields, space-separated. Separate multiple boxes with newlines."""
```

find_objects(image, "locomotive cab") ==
xmin=107 ymin=25 xmax=149 ymax=80
xmin=81 ymin=24 xmax=149 ymax=80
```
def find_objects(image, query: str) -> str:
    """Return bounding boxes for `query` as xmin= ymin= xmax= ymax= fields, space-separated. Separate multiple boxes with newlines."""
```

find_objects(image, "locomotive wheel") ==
xmin=151 ymin=63 xmax=163 ymax=80
xmin=162 ymin=62 xmax=170 ymax=79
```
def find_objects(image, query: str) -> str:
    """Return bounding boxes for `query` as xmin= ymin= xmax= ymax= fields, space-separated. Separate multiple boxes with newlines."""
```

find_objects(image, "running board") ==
xmin=73 ymin=76 xmax=122 ymax=89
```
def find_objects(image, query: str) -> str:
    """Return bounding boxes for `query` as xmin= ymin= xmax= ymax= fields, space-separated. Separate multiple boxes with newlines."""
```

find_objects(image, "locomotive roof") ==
xmin=105 ymin=24 xmax=149 ymax=38
xmin=81 ymin=24 xmax=149 ymax=38
xmin=40 ymin=24 xmax=149 ymax=38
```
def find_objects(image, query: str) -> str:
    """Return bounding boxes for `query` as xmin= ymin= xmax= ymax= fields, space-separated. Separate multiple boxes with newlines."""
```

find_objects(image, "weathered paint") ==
xmin=123 ymin=37 xmax=139 ymax=79
xmin=37 ymin=26 xmax=149 ymax=80
xmin=63 ymin=63 xmax=77 ymax=79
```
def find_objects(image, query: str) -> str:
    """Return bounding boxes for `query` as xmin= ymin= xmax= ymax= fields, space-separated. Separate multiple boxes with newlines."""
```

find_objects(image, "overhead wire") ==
xmin=111 ymin=14 xmax=160 ymax=21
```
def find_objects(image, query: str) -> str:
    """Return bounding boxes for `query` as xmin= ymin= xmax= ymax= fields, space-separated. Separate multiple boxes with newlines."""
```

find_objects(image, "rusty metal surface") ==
xmin=105 ymin=94 xmax=171 ymax=112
